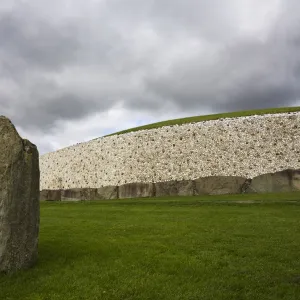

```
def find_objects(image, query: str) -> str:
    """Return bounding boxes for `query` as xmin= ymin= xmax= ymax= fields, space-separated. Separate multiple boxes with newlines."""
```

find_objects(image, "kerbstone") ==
xmin=0 ymin=116 xmax=40 ymax=273
xmin=246 ymin=169 xmax=300 ymax=193
xmin=194 ymin=176 xmax=247 ymax=195
xmin=155 ymin=180 xmax=194 ymax=197
xmin=119 ymin=182 xmax=154 ymax=199
xmin=95 ymin=186 xmax=118 ymax=200
xmin=61 ymin=188 xmax=96 ymax=201
xmin=40 ymin=189 xmax=61 ymax=201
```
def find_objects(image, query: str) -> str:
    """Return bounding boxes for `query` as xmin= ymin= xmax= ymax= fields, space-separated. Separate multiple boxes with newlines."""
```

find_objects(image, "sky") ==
xmin=0 ymin=0 xmax=300 ymax=154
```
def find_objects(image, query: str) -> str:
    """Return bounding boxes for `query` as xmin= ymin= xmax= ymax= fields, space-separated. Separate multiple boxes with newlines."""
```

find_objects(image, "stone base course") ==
xmin=95 ymin=186 xmax=118 ymax=200
xmin=245 ymin=169 xmax=300 ymax=193
xmin=155 ymin=180 xmax=194 ymax=197
xmin=40 ymin=189 xmax=61 ymax=201
xmin=40 ymin=169 xmax=300 ymax=201
xmin=61 ymin=188 xmax=95 ymax=201
xmin=194 ymin=176 xmax=248 ymax=195
xmin=119 ymin=182 xmax=154 ymax=199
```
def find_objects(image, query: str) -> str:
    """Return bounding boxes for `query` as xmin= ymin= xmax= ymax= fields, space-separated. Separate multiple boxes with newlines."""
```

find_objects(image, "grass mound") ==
xmin=1 ymin=192 xmax=300 ymax=300
xmin=106 ymin=106 xmax=300 ymax=137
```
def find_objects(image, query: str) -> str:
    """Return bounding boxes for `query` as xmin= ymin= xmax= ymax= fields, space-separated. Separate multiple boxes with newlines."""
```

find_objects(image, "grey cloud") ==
xmin=139 ymin=8 xmax=300 ymax=114
xmin=6 ymin=80 xmax=114 ymax=131
xmin=107 ymin=0 xmax=238 ymax=42
xmin=0 ymin=3 xmax=125 ymax=131
xmin=0 ymin=0 xmax=299 ymax=153
xmin=0 ymin=12 xmax=80 ymax=73
xmin=14 ymin=95 xmax=93 ymax=131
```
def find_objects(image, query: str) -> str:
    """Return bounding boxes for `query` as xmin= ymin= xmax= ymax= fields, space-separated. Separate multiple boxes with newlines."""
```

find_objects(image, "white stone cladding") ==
xmin=40 ymin=112 xmax=300 ymax=190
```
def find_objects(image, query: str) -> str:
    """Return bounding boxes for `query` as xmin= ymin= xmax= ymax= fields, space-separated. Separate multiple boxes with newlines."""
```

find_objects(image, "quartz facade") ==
xmin=40 ymin=112 xmax=300 ymax=190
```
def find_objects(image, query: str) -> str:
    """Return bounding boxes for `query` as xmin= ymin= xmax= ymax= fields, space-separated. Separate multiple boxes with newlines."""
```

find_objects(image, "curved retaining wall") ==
xmin=40 ymin=112 xmax=300 ymax=190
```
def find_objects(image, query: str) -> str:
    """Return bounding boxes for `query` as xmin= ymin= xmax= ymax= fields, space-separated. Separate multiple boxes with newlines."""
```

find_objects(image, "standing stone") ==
xmin=0 ymin=116 xmax=40 ymax=273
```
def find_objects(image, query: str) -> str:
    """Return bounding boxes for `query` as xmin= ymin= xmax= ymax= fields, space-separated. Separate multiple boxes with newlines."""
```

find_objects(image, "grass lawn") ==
xmin=106 ymin=106 xmax=300 ymax=137
xmin=1 ymin=193 xmax=300 ymax=300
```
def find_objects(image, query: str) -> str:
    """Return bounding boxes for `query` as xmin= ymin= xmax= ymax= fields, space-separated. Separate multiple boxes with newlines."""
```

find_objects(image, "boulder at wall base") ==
xmin=40 ymin=189 xmax=61 ymax=201
xmin=49 ymin=190 xmax=61 ymax=201
xmin=40 ymin=186 xmax=119 ymax=201
xmin=245 ymin=169 xmax=300 ymax=193
xmin=95 ymin=186 xmax=118 ymax=200
xmin=119 ymin=182 xmax=154 ymax=199
xmin=194 ymin=176 xmax=248 ymax=195
xmin=155 ymin=180 xmax=194 ymax=197
xmin=40 ymin=190 xmax=48 ymax=201
xmin=0 ymin=116 xmax=40 ymax=273
xmin=61 ymin=188 xmax=96 ymax=201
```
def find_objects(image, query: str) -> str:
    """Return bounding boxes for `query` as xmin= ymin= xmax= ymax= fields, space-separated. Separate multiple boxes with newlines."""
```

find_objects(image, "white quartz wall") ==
xmin=40 ymin=112 xmax=300 ymax=190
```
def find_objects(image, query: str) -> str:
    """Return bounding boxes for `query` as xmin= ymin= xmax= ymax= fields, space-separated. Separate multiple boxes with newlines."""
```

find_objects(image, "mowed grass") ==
xmin=105 ymin=106 xmax=300 ymax=136
xmin=1 ymin=193 xmax=300 ymax=300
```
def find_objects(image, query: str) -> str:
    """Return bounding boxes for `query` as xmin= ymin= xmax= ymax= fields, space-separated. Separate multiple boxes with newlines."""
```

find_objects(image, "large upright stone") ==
xmin=61 ymin=188 xmax=95 ymax=201
xmin=40 ymin=189 xmax=61 ymax=201
xmin=245 ymin=169 xmax=300 ymax=193
xmin=119 ymin=182 xmax=154 ymax=199
xmin=0 ymin=116 xmax=40 ymax=273
xmin=194 ymin=176 xmax=248 ymax=195
xmin=155 ymin=180 xmax=194 ymax=197
xmin=95 ymin=186 xmax=118 ymax=200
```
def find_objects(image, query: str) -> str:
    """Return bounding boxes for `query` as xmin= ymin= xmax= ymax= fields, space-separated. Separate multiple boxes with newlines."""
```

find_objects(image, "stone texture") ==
xmin=240 ymin=179 xmax=252 ymax=193
xmin=40 ymin=190 xmax=48 ymax=201
xmin=40 ymin=112 xmax=300 ymax=190
xmin=194 ymin=176 xmax=247 ymax=195
xmin=155 ymin=180 xmax=194 ymax=197
xmin=119 ymin=182 xmax=154 ymax=199
xmin=245 ymin=169 xmax=300 ymax=193
xmin=61 ymin=188 xmax=96 ymax=201
xmin=94 ymin=186 xmax=118 ymax=200
xmin=40 ymin=189 xmax=61 ymax=201
xmin=41 ymin=186 xmax=119 ymax=201
xmin=0 ymin=116 xmax=40 ymax=273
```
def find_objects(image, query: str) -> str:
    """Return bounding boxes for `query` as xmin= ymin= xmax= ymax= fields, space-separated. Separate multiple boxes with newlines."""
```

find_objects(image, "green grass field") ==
xmin=106 ymin=106 xmax=300 ymax=137
xmin=1 ymin=193 xmax=300 ymax=300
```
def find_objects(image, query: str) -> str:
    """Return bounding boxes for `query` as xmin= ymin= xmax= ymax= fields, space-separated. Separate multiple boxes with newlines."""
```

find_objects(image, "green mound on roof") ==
xmin=106 ymin=106 xmax=300 ymax=137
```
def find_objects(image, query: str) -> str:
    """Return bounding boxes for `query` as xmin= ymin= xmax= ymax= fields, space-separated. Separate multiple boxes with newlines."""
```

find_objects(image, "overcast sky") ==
xmin=0 ymin=0 xmax=299 ymax=154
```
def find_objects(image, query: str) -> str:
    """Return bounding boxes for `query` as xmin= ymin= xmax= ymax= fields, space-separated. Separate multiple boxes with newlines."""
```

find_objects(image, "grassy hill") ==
xmin=106 ymin=106 xmax=300 ymax=137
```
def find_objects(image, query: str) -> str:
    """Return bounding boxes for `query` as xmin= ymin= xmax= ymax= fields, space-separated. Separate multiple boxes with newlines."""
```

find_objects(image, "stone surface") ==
xmin=246 ymin=169 xmax=300 ymax=193
xmin=194 ymin=176 xmax=247 ymax=195
xmin=95 ymin=186 xmax=118 ymax=200
xmin=61 ymin=188 xmax=96 ymax=201
xmin=40 ymin=112 xmax=300 ymax=190
xmin=40 ymin=190 xmax=48 ymax=201
xmin=41 ymin=186 xmax=119 ymax=201
xmin=155 ymin=180 xmax=194 ymax=197
xmin=0 ymin=116 xmax=40 ymax=273
xmin=119 ymin=182 xmax=154 ymax=199
xmin=40 ymin=189 xmax=61 ymax=201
